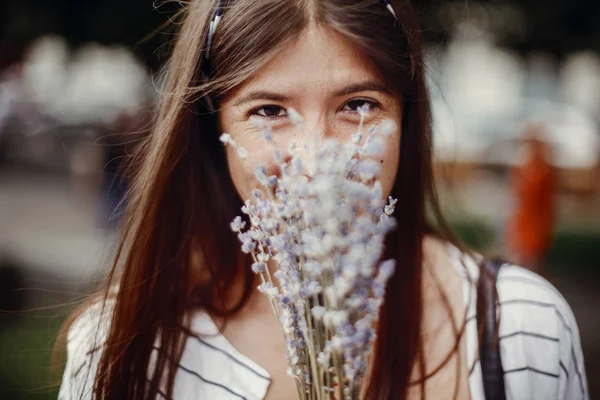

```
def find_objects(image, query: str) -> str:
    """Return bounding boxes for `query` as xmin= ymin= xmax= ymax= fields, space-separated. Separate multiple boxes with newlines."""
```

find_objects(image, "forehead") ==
xmin=231 ymin=25 xmax=381 ymax=97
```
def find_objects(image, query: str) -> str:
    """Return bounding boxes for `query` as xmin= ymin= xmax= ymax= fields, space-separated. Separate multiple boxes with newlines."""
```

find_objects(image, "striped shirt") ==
xmin=449 ymin=246 xmax=589 ymax=400
xmin=59 ymin=247 xmax=588 ymax=400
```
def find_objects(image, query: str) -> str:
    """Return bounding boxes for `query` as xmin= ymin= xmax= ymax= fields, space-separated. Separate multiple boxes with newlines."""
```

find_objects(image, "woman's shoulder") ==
xmin=494 ymin=264 xmax=589 ymax=399
xmin=447 ymin=243 xmax=579 ymax=333
xmin=59 ymin=301 xmax=272 ymax=400
xmin=58 ymin=297 xmax=114 ymax=400
xmin=495 ymin=264 xmax=581 ymax=345
xmin=496 ymin=264 xmax=575 ymax=321
xmin=67 ymin=296 xmax=115 ymax=355
xmin=450 ymin=246 xmax=589 ymax=399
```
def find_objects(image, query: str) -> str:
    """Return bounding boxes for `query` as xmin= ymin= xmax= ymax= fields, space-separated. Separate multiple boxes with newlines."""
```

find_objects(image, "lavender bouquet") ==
xmin=221 ymin=106 xmax=397 ymax=400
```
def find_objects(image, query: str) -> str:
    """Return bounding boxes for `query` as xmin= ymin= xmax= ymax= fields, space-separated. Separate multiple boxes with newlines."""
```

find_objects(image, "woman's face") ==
xmin=219 ymin=25 xmax=402 ymax=203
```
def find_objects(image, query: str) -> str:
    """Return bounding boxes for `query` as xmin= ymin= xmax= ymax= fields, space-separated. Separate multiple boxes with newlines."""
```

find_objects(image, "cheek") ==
xmin=225 ymin=142 xmax=281 ymax=201
xmin=225 ymin=146 xmax=254 ymax=201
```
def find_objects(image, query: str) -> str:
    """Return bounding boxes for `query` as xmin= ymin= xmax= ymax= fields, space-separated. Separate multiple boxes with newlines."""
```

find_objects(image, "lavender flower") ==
xmin=219 ymin=133 xmax=248 ymax=158
xmin=252 ymin=120 xmax=274 ymax=142
xmin=379 ymin=119 xmax=396 ymax=137
xmin=288 ymin=107 xmax=304 ymax=127
xmin=237 ymin=147 xmax=249 ymax=158
xmin=219 ymin=133 xmax=232 ymax=144
xmin=251 ymin=262 xmax=266 ymax=273
xmin=226 ymin=108 xmax=398 ymax=399
xmin=230 ymin=216 xmax=246 ymax=232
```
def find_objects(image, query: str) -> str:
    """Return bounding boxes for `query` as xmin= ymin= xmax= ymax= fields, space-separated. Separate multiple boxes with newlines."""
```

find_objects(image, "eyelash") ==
xmin=249 ymin=99 xmax=381 ymax=121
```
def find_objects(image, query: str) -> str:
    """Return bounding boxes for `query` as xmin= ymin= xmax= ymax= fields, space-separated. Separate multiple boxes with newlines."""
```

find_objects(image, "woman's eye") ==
xmin=251 ymin=105 xmax=287 ymax=119
xmin=342 ymin=99 xmax=380 ymax=114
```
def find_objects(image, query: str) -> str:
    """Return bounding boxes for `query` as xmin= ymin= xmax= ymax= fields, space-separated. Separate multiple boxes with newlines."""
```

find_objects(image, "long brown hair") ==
xmin=58 ymin=0 xmax=464 ymax=398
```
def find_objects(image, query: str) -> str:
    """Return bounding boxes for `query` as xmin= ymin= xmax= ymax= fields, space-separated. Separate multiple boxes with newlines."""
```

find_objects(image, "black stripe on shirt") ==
xmin=153 ymin=346 xmax=248 ymax=400
xmin=469 ymin=359 xmax=479 ymax=377
xmin=504 ymin=366 xmax=559 ymax=378
xmin=560 ymin=361 xmax=569 ymax=378
xmin=571 ymin=344 xmax=586 ymax=397
xmin=499 ymin=331 xmax=558 ymax=342
xmin=497 ymin=275 xmax=563 ymax=298
xmin=156 ymin=389 xmax=171 ymax=400
xmin=85 ymin=345 xmax=102 ymax=357
xmin=146 ymin=379 xmax=174 ymax=400
xmin=71 ymin=361 xmax=176 ymax=400
xmin=500 ymin=298 xmax=585 ymax=396
xmin=183 ymin=328 xmax=271 ymax=381
xmin=69 ymin=359 xmax=92 ymax=400
xmin=72 ymin=360 xmax=88 ymax=380
xmin=499 ymin=299 xmax=573 ymax=335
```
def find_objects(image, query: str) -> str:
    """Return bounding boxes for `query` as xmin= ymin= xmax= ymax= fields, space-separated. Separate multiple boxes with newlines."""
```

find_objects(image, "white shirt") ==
xmin=59 ymin=247 xmax=588 ymax=400
xmin=449 ymin=246 xmax=589 ymax=400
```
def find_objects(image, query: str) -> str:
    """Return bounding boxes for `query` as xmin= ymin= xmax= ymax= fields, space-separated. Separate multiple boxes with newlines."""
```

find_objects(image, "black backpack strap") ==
xmin=477 ymin=258 xmax=507 ymax=400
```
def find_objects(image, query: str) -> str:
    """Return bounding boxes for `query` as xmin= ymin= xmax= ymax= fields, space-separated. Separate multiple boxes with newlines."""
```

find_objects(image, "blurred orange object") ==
xmin=507 ymin=124 xmax=557 ymax=272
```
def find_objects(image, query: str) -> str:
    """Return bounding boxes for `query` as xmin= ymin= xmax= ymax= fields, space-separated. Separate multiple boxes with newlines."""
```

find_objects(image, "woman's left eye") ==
xmin=251 ymin=105 xmax=287 ymax=119
xmin=341 ymin=99 xmax=380 ymax=114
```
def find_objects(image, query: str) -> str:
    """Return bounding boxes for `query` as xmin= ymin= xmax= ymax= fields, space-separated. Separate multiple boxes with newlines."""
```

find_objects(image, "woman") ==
xmin=57 ymin=1 xmax=588 ymax=399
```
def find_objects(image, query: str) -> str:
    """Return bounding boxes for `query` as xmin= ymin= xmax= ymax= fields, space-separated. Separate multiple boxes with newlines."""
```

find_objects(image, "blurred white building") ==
xmin=428 ymin=23 xmax=599 ymax=192
xmin=23 ymin=36 xmax=150 ymax=126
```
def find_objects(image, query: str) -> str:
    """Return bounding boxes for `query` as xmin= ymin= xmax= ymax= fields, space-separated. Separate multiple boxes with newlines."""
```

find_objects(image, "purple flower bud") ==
xmin=274 ymin=150 xmax=283 ymax=164
xmin=372 ymin=281 xmax=385 ymax=298
xmin=311 ymin=306 xmax=326 ymax=319
xmin=251 ymin=262 xmax=266 ymax=273
xmin=379 ymin=119 xmax=396 ymax=137
xmin=357 ymin=103 xmax=370 ymax=116
xmin=377 ymin=259 xmax=395 ymax=283
xmin=257 ymin=282 xmax=274 ymax=293
xmin=219 ymin=133 xmax=232 ymax=144
xmin=267 ymin=175 xmax=278 ymax=187
xmin=241 ymin=241 xmax=256 ymax=253
xmin=292 ymin=156 xmax=303 ymax=173
xmin=230 ymin=216 xmax=246 ymax=232
xmin=280 ymin=295 xmax=291 ymax=306
xmin=254 ymin=165 xmax=268 ymax=185
xmin=262 ymin=125 xmax=274 ymax=141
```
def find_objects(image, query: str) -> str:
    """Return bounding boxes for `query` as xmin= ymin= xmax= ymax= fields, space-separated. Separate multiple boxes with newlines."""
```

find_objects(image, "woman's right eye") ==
xmin=251 ymin=105 xmax=288 ymax=119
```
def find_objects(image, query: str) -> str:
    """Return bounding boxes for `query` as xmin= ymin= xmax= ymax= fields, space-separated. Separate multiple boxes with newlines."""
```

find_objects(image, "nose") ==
xmin=283 ymin=110 xmax=334 ymax=171
xmin=296 ymin=109 xmax=333 ymax=138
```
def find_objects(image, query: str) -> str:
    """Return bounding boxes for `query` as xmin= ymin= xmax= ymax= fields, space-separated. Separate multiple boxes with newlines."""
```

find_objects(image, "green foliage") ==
xmin=0 ymin=313 xmax=63 ymax=400
xmin=446 ymin=215 xmax=600 ymax=274
xmin=447 ymin=217 xmax=497 ymax=251
xmin=547 ymin=229 xmax=600 ymax=272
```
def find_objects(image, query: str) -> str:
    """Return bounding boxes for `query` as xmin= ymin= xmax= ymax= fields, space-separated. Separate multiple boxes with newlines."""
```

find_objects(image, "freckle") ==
xmin=380 ymin=159 xmax=384 ymax=163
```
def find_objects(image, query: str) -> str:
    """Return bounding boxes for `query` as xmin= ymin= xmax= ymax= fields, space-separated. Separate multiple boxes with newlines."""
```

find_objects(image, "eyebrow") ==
xmin=332 ymin=80 xmax=391 ymax=97
xmin=232 ymin=80 xmax=390 ymax=107
xmin=232 ymin=91 xmax=291 ymax=107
